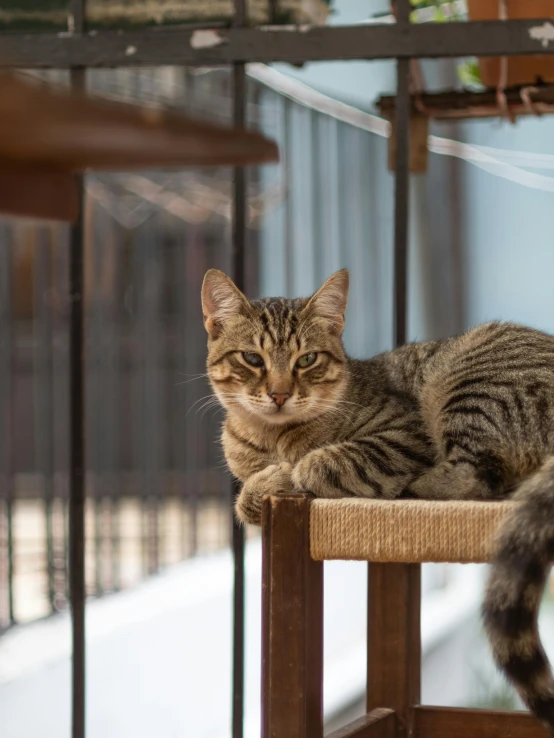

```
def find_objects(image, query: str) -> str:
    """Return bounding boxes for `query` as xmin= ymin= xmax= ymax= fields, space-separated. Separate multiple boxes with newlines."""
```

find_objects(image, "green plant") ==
xmin=409 ymin=0 xmax=485 ymax=90
xmin=410 ymin=0 xmax=466 ymax=23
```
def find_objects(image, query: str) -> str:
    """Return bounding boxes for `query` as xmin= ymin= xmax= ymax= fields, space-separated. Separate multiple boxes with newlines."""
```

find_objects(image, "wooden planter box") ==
xmin=466 ymin=0 xmax=554 ymax=87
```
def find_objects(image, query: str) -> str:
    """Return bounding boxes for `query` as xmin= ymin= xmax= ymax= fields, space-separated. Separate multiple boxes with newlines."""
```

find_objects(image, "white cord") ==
xmin=248 ymin=63 xmax=554 ymax=193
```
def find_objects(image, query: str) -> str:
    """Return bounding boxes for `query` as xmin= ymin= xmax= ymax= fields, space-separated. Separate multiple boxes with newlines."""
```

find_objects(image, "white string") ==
xmin=249 ymin=63 xmax=392 ymax=137
xmin=428 ymin=136 xmax=554 ymax=193
xmin=465 ymin=144 xmax=554 ymax=170
xmin=248 ymin=63 xmax=554 ymax=193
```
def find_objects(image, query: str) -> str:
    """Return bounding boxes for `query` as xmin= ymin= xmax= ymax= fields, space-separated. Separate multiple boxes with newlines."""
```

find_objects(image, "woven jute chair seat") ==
xmin=309 ymin=498 xmax=517 ymax=563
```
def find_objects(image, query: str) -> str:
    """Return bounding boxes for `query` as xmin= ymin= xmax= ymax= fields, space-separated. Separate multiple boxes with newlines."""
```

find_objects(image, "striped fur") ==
xmin=483 ymin=461 xmax=554 ymax=732
xmin=202 ymin=269 xmax=554 ymax=729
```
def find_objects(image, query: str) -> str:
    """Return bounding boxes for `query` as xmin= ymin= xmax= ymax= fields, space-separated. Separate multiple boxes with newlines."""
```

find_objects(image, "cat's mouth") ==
xmin=231 ymin=390 xmax=341 ymax=425
xmin=260 ymin=401 xmax=294 ymax=421
xmin=240 ymin=396 xmax=298 ymax=424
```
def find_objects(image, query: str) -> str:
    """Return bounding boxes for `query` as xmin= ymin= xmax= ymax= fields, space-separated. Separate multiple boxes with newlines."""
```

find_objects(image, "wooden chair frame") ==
xmin=261 ymin=493 xmax=546 ymax=738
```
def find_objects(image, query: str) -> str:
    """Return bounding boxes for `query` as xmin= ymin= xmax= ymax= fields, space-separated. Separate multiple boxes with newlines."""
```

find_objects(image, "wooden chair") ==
xmin=261 ymin=494 xmax=547 ymax=738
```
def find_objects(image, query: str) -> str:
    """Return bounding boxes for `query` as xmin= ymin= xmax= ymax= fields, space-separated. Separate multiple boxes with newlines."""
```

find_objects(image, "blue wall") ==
xmin=456 ymin=116 xmax=554 ymax=333
xmin=258 ymin=0 xmax=554 ymax=354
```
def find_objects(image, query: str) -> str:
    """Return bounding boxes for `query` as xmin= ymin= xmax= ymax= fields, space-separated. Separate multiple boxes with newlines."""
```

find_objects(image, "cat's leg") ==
xmin=407 ymin=457 xmax=500 ymax=500
xmin=409 ymin=399 xmax=508 ymax=501
xmin=235 ymin=462 xmax=294 ymax=525
xmin=291 ymin=441 xmax=425 ymax=500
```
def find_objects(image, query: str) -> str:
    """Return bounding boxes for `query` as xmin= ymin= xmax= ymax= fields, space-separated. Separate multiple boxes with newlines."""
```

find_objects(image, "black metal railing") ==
xmin=1 ymin=3 xmax=553 ymax=738
xmin=0 ymin=204 xmax=256 ymax=627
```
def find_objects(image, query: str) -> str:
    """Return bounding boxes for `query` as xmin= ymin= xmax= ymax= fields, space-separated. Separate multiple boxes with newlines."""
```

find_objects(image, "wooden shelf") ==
xmin=377 ymin=84 xmax=554 ymax=121
xmin=0 ymin=73 xmax=279 ymax=221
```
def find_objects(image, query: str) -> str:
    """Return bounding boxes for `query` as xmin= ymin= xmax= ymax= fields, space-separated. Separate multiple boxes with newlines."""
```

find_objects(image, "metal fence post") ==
xmin=69 ymin=3 xmax=87 ymax=736
xmin=232 ymin=2 xmax=248 ymax=737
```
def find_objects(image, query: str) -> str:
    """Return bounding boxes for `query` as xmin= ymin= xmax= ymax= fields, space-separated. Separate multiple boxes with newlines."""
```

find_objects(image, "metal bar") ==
xmin=282 ymin=98 xmax=293 ymax=296
xmin=143 ymin=223 xmax=161 ymax=576
xmin=393 ymin=55 xmax=411 ymax=348
xmin=232 ymin=3 xmax=247 ymax=736
xmin=0 ymin=20 xmax=553 ymax=68
xmin=0 ymin=226 xmax=15 ymax=626
xmin=33 ymin=227 xmax=57 ymax=613
xmin=336 ymin=122 xmax=348 ymax=279
xmin=268 ymin=0 xmax=279 ymax=26
xmin=182 ymin=224 xmax=199 ymax=558
xmin=310 ymin=111 xmax=323 ymax=287
xmin=69 ymin=154 xmax=86 ymax=738
xmin=69 ymin=0 xmax=85 ymax=36
xmin=69 ymin=0 xmax=87 ymax=729
xmin=89 ymin=201 xmax=104 ymax=597
xmin=135 ymin=227 xmax=149 ymax=577
xmin=175 ymin=226 xmax=189 ymax=560
xmin=104 ymin=213 xmax=121 ymax=592
xmin=55 ymin=228 xmax=71 ymax=610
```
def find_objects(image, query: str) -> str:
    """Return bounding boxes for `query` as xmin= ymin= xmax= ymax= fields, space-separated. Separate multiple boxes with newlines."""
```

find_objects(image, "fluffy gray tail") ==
xmin=482 ymin=457 xmax=554 ymax=732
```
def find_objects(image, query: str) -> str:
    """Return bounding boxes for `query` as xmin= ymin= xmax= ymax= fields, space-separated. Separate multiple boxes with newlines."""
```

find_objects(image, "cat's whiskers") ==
xmin=309 ymin=404 xmax=346 ymax=420
xmin=174 ymin=373 xmax=210 ymax=387
xmin=186 ymin=393 xmax=220 ymax=417
xmin=189 ymin=391 xmax=243 ymax=418
xmin=196 ymin=393 xmax=244 ymax=418
xmin=307 ymin=395 xmax=363 ymax=419
xmin=289 ymin=398 xmax=346 ymax=422
xmin=198 ymin=399 xmax=227 ymax=419
xmin=310 ymin=393 xmax=369 ymax=412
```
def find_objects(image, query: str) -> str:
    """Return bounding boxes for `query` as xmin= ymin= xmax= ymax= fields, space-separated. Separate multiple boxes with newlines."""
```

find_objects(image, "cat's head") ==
xmin=201 ymin=269 xmax=349 ymax=425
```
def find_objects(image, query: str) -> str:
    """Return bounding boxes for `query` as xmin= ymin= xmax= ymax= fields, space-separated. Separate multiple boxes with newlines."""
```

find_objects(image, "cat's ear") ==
xmin=305 ymin=269 xmax=349 ymax=333
xmin=201 ymin=269 xmax=250 ymax=335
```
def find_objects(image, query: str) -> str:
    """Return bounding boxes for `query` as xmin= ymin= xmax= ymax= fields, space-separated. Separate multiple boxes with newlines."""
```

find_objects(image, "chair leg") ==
xmin=262 ymin=493 xmax=324 ymax=738
xmin=367 ymin=563 xmax=421 ymax=738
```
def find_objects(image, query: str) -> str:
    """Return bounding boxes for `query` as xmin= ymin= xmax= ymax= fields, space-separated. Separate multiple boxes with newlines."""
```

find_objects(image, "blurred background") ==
xmin=3 ymin=0 xmax=554 ymax=736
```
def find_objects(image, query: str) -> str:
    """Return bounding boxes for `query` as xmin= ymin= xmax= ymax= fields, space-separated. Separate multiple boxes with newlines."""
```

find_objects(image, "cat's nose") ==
xmin=269 ymin=392 xmax=290 ymax=407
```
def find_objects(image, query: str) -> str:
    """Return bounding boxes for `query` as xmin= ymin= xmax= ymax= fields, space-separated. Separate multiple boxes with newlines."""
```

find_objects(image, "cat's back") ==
xmin=419 ymin=321 xmax=554 ymax=457
xmin=351 ymin=321 xmax=554 ymax=398
xmin=348 ymin=335 xmax=448 ymax=403
xmin=427 ymin=321 xmax=554 ymax=378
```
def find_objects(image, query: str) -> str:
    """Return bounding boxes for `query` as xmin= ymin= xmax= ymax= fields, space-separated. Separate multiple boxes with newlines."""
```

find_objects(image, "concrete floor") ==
xmin=1 ymin=541 xmax=521 ymax=738
xmin=0 ymin=541 xmax=370 ymax=738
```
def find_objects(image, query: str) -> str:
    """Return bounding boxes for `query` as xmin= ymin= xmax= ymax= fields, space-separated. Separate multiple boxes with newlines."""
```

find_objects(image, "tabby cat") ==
xmin=202 ymin=267 xmax=554 ymax=732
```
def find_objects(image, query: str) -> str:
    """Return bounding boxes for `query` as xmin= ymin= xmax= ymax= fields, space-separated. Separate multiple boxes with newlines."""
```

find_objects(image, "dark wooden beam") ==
xmin=378 ymin=85 xmax=554 ymax=121
xmin=326 ymin=709 xmax=396 ymax=738
xmin=262 ymin=493 xmax=323 ymax=738
xmin=0 ymin=20 xmax=554 ymax=68
xmin=0 ymin=161 xmax=79 ymax=221
xmin=0 ymin=74 xmax=278 ymax=171
xmin=414 ymin=706 xmax=548 ymax=738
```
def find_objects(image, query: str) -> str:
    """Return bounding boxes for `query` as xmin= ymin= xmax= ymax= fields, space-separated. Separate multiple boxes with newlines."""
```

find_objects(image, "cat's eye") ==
xmin=242 ymin=352 xmax=265 ymax=368
xmin=296 ymin=352 xmax=317 ymax=369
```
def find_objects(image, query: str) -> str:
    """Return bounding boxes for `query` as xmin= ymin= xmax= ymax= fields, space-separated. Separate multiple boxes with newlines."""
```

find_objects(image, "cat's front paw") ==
xmin=235 ymin=462 xmax=294 ymax=525
xmin=292 ymin=449 xmax=345 ymax=499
